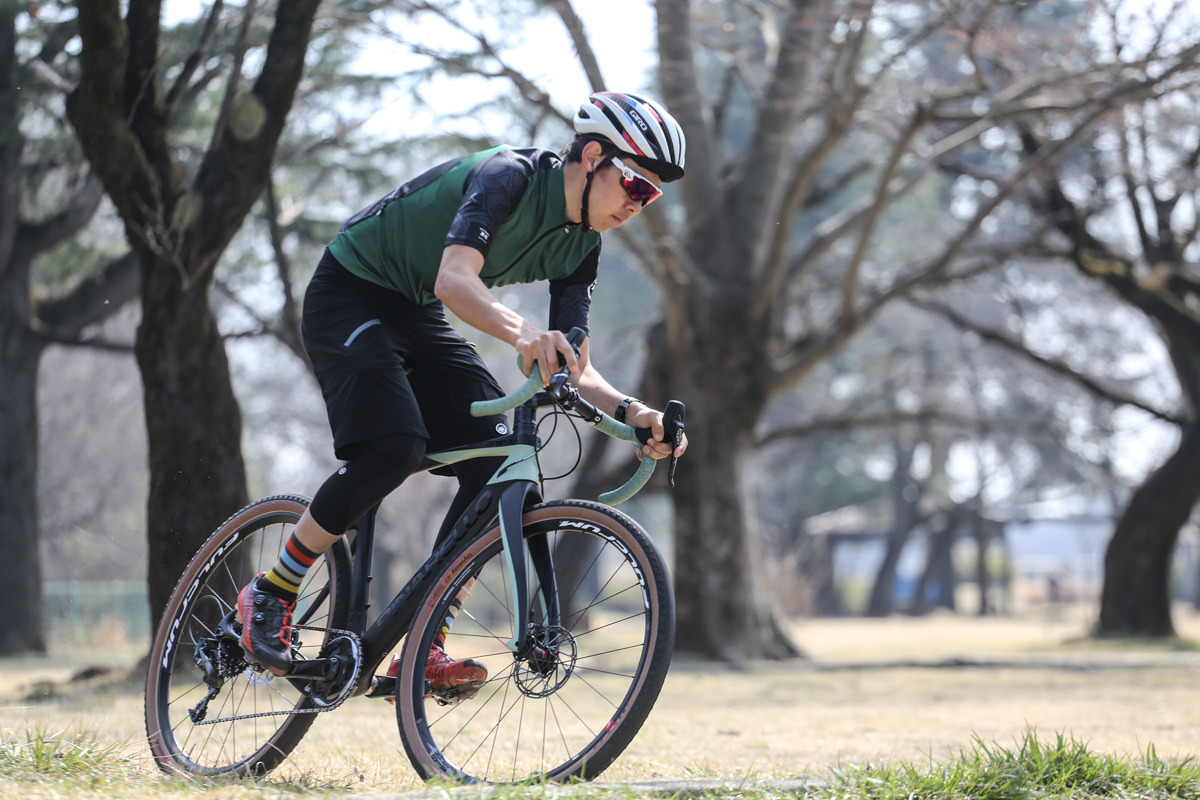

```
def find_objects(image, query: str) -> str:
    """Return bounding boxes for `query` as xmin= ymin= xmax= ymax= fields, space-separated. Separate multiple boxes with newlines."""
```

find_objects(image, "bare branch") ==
xmin=262 ymin=181 xmax=306 ymax=363
xmin=838 ymin=105 xmax=932 ymax=324
xmin=656 ymin=0 xmax=720 ymax=242
xmin=35 ymin=251 xmax=140 ymax=334
xmin=757 ymin=406 xmax=1062 ymax=447
xmin=13 ymin=174 xmax=105 ymax=261
xmin=910 ymin=296 xmax=1184 ymax=425
xmin=730 ymin=1 xmax=835 ymax=268
xmin=210 ymin=0 xmax=257 ymax=152
xmin=544 ymin=0 xmax=605 ymax=91
xmin=165 ymin=0 xmax=225 ymax=123
xmin=770 ymin=83 xmax=1130 ymax=397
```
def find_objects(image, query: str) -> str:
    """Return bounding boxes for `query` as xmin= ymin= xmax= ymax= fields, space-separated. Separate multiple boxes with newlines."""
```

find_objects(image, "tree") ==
xmin=0 ymin=3 xmax=137 ymax=655
xmin=357 ymin=0 xmax=1200 ymax=658
xmin=918 ymin=0 xmax=1200 ymax=636
xmin=1023 ymin=82 xmax=1200 ymax=635
xmin=648 ymin=0 xmax=1200 ymax=657
xmin=67 ymin=0 xmax=322 ymax=626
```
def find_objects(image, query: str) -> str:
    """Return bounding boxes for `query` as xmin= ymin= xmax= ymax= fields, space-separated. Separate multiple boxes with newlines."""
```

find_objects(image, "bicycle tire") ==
xmin=145 ymin=495 xmax=352 ymax=777
xmin=394 ymin=499 xmax=675 ymax=784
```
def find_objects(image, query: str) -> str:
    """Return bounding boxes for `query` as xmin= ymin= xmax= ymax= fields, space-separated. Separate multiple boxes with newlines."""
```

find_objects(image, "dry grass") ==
xmin=4 ymin=604 xmax=1200 ymax=797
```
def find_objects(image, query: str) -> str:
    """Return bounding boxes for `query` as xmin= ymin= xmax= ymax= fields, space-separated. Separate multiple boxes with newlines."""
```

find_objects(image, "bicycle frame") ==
xmin=333 ymin=397 xmax=554 ymax=697
xmin=294 ymin=329 xmax=682 ymax=694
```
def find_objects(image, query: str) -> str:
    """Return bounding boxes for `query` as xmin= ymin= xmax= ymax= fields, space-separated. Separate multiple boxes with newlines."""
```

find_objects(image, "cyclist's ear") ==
xmin=581 ymin=140 xmax=608 ymax=172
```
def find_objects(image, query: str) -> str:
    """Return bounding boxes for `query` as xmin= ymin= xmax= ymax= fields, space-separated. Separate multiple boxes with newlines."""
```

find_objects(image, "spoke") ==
xmin=458 ymin=576 xmax=515 ymax=647
xmin=409 ymin=517 xmax=665 ymax=782
xmin=548 ymin=679 xmax=602 ymax=732
xmin=564 ymin=669 xmax=622 ymax=711
xmin=573 ymin=663 xmax=637 ymax=680
xmin=427 ymin=661 xmax=515 ymax=749
xmin=575 ymin=582 xmax=644 ymax=620
xmin=547 ymin=694 xmax=572 ymax=765
xmin=563 ymin=558 xmax=629 ymax=631
xmin=456 ymin=672 xmax=531 ymax=778
xmin=572 ymin=610 xmax=646 ymax=640
xmin=554 ymin=531 xmax=605 ymax=602
xmin=511 ymin=689 xmax=525 ymax=782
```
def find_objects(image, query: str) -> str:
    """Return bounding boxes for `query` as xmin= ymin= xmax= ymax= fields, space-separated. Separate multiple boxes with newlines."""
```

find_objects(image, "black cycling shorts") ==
xmin=301 ymin=249 xmax=508 ymax=461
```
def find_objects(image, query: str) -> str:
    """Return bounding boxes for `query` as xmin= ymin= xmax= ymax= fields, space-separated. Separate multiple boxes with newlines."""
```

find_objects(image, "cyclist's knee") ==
xmin=309 ymin=433 xmax=427 ymax=533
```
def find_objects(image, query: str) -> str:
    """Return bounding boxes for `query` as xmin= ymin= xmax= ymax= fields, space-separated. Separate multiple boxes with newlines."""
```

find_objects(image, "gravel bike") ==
xmin=144 ymin=328 xmax=683 ymax=784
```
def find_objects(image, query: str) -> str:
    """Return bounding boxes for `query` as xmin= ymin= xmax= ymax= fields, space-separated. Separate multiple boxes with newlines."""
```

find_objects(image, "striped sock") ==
xmin=260 ymin=534 xmax=320 ymax=599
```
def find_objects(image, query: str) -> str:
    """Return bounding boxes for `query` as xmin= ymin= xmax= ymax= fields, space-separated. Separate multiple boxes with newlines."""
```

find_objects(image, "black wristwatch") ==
xmin=615 ymin=397 xmax=641 ymax=424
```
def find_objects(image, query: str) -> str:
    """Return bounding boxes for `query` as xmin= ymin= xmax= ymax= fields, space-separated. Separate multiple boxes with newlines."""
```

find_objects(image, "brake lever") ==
xmin=662 ymin=400 xmax=685 ymax=488
xmin=548 ymin=327 xmax=587 ymax=400
xmin=632 ymin=400 xmax=685 ymax=488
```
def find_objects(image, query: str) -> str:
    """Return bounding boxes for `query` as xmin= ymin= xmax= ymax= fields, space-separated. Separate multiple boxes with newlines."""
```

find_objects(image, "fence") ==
xmin=42 ymin=580 xmax=151 ymax=649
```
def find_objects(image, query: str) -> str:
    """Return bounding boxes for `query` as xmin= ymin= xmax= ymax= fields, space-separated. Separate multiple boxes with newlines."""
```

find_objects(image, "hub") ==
xmin=513 ymin=624 xmax=577 ymax=698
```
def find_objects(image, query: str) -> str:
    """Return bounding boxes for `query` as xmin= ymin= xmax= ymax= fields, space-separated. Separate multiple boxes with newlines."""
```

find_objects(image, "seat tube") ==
xmin=348 ymin=506 xmax=378 ymax=634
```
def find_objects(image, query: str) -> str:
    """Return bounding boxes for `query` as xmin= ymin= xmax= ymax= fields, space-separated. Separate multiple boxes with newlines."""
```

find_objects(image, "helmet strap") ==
xmin=581 ymin=168 xmax=597 ymax=232
xmin=580 ymin=152 xmax=613 ymax=233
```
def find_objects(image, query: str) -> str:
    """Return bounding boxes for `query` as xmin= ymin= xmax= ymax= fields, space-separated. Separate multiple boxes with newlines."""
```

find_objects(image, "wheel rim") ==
xmin=149 ymin=510 xmax=340 ymax=774
xmin=404 ymin=517 xmax=661 ymax=783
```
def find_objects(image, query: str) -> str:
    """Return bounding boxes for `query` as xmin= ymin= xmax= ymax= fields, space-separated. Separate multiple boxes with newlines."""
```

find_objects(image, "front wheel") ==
xmin=144 ymin=495 xmax=352 ymax=777
xmin=395 ymin=499 xmax=675 ymax=784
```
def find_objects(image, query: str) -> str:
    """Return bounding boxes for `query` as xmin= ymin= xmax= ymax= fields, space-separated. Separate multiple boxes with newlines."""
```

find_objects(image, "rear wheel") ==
xmin=145 ymin=496 xmax=352 ymax=777
xmin=395 ymin=499 xmax=675 ymax=783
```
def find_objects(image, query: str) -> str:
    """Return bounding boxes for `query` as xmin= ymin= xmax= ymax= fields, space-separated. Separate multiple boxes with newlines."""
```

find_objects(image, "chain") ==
xmin=192 ymin=625 xmax=362 ymax=726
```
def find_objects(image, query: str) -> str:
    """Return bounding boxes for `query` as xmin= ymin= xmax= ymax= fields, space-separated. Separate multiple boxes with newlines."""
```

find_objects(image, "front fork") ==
xmin=496 ymin=480 xmax=560 ymax=656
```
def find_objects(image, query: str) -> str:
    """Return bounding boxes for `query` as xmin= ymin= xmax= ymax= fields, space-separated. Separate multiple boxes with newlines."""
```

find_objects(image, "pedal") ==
xmin=426 ymin=681 xmax=484 ymax=707
xmin=365 ymin=674 xmax=396 ymax=702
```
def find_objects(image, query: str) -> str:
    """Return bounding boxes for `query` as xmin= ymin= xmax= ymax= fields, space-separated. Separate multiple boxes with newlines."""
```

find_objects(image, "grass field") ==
xmin=4 ymin=604 xmax=1200 ymax=798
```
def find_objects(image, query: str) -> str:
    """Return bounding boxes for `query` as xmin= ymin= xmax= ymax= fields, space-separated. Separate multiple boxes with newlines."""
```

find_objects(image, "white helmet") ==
xmin=573 ymin=91 xmax=686 ymax=182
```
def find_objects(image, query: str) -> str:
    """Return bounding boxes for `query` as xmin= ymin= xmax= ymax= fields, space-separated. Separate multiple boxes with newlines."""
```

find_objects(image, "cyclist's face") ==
xmin=587 ymin=154 xmax=662 ymax=233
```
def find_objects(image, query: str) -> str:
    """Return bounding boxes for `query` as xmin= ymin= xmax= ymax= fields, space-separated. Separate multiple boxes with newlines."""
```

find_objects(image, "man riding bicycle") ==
xmin=236 ymin=91 xmax=690 ymax=691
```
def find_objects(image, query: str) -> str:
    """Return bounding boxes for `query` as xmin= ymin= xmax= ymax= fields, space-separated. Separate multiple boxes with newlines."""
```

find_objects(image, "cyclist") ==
xmin=236 ymin=91 xmax=690 ymax=687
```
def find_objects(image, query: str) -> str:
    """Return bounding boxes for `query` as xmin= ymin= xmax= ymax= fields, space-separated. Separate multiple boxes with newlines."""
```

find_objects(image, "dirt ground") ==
xmin=3 ymin=604 xmax=1200 ymax=791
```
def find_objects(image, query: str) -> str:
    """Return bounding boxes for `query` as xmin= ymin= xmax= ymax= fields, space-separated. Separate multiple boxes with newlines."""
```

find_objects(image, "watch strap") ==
xmin=615 ymin=397 xmax=641 ymax=424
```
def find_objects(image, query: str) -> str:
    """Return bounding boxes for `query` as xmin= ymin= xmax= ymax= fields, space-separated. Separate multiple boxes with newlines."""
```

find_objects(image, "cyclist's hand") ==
xmin=515 ymin=326 xmax=578 ymax=386
xmin=629 ymin=406 xmax=688 ymax=461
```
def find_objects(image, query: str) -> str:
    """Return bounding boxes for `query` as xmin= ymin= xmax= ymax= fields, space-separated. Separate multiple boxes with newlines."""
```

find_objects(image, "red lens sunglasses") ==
xmin=611 ymin=156 xmax=663 ymax=206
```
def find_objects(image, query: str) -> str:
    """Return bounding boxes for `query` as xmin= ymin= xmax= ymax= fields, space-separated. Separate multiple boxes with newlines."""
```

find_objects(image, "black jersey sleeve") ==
xmin=445 ymin=148 xmax=559 ymax=257
xmin=548 ymin=243 xmax=600 ymax=336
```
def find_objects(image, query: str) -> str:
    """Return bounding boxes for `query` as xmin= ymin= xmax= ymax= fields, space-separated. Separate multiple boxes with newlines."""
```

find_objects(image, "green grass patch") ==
xmin=0 ymin=726 xmax=359 ymax=798
xmin=0 ymin=726 xmax=140 ymax=785
xmin=827 ymin=731 xmax=1200 ymax=799
xmin=4 ymin=726 xmax=1200 ymax=799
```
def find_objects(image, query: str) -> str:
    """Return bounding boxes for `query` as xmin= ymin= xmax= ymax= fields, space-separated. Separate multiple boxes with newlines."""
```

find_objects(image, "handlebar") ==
xmin=469 ymin=328 xmax=685 ymax=505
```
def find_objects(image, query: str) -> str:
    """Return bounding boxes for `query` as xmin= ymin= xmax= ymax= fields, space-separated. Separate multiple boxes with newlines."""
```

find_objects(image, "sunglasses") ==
xmin=611 ymin=156 xmax=663 ymax=207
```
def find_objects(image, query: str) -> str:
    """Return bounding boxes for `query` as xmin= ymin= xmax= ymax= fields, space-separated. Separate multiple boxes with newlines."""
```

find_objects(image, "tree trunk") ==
xmin=0 ymin=7 xmax=44 ymax=655
xmin=1098 ymin=421 xmax=1200 ymax=637
xmin=656 ymin=314 xmax=799 ymax=659
xmin=866 ymin=441 xmax=919 ymax=617
xmin=972 ymin=509 xmax=993 ymax=617
xmin=671 ymin=418 xmax=798 ymax=659
xmin=0 ymin=257 xmax=46 ymax=655
xmin=68 ymin=0 xmax=323 ymax=629
xmin=137 ymin=256 xmax=248 ymax=624
xmin=911 ymin=512 xmax=958 ymax=615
